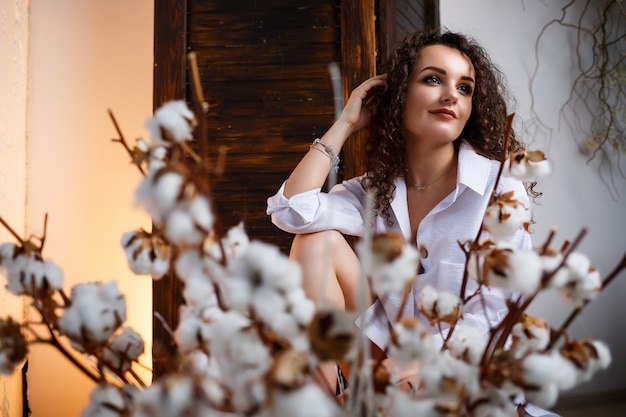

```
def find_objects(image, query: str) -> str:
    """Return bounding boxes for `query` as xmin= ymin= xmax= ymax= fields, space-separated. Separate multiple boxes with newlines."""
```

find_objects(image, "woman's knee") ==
xmin=290 ymin=230 xmax=347 ymax=261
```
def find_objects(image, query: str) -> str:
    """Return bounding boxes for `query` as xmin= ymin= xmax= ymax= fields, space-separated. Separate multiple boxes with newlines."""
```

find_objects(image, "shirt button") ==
xmin=420 ymin=246 xmax=428 ymax=259
xmin=418 ymin=264 xmax=425 ymax=275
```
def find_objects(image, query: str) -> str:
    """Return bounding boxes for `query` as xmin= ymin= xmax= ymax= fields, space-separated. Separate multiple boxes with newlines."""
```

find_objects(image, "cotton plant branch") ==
xmin=109 ymin=109 xmax=145 ymax=176
xmin=0 ymin=215 xmax=149 ymax=389
xmin=480 ymin=227 xmax=588 ymax=368
xmin=547 ymin=248 xmax=626 ymax=350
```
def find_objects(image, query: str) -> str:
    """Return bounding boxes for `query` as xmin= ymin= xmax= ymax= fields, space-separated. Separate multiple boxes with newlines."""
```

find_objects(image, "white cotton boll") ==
xmin=188 ymin=195 xmax=214 ymax=232
xmin=286 ymin=287 xmax=315 ymax=326
xmin=132 ymin=375 xmax=200 ymax=417
xmin=565 ymin=340 xmax=612 ymax=384
xmin=511 ymin=315 xmax=550 ymax=358
xmin=221 ymin=276 xmax=252 ymax=312
xmin=417 ymin=285 xmax=462 ymax=325
xmin=267 ymin=384 xmax=342 ymax=417
xmin=270 ymin=312 xmax=301 ymax=341
xmin=58 ymin=281 xmax=126 ymax=345
xmin=527 ymin=159 xmax=551 ymax=178
xmin=228 ymin=241 xmax=302 ymax=293
xmin=174 ymin=305 xmax=223 ymax=353
xmin=370 ymin=244 xmax=419 ymax=296
xmin=146 ymin=100 xmax=196 ymax=145
xmin=487 ymin=249 xmax=542 ymax=296
xmin=42 ymin=259 xmax=64 ymax=290
xmin=420 ymin=353 xmax=480 ymax=399
xmin=104 ymin=326 xmax=145 ymax=372
xmin=447 ymin=324 xmax=487 ymax=365
xmin=251 ymin=286 xmax=287 ymax=323
xmin=0 ymin=352 xmax=11 ymax=375
xmin=388 ymin=319 xmax=436 ymax=365
xmin=540 ymin=253 xmax=566 ymax=287
xmin=503 ymin=150 xmax=551 ymax=181
xmin=591 ymin=340 xmax=612 ymax=371
xmin=0 ymin=242 xmax=16 ymax=268
xmin=471 ymin=388 xmax=517 ymax=417
xmin=120 ymin=230 xmax=170 ymax=279
xmin=555 ymin=252 xmax=602 ymax=307
xmin=5 ymin=254 xmax=64 ymax=296
xmin=80 ymin=384 xmax=128 ymax=417
xmin=199 ymin=376 xmax=228 ymax=410
xmin=230 ymin=382 xmax=267 ymax=415
xmin=174 ymin=307 xmax=205 ymax=353
xmin=213 ymin=328 xmax=271 ymax=414
xmin=524 ymin=383 xmax=560 ymax=408
xmin=174 ymin=249 xmax=206 ymax=283
xmin=165 ymin=208 xmax=204 ymax=246
xmin=549 ymin=353 xmax=579 ymax=390
xmin=164 ymin=196 xmax=214 ymax=247
xmin=519 ymin=353 xmax=563 ymax=389
xmin=226 ymin=328 xmax=271 ymax=370
xmin=206 ymin=310 xmax=251 ymax=344
xmin=388 ymin=391 xmax=440 ymax=417
xmin=508 ymin=250 xmax=542 ymax=295
xmin=147 ymin=145 xmax=168 ymax=173
xmin=360 ymin=233 xmax=418 ymax=296
xmin=465 ymin=239 xmax=497 ymax=284
xmin=221 ymin=222 xmax=250 ymax=260
xmin=483 ymin=195 xmax=531 ymax=244
xmin=151 ymin=171 xmax=185 ymax=216
xmin=135 ymin=170 xmax=185 ymax=223
xmin=182 ymin=275 xmax=218 ymax=309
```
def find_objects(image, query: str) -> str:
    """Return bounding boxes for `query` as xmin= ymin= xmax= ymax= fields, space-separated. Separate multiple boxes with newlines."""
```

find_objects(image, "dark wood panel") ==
xmin=340 ymin=0 xmax=376 ymax=179
xmin=189 ymin=0 xmax=338 ymax=13
xmin=189 ymin=13 xmax=338 ymax=37
xmin=187 ymin=0 xmax=341 ymax=254
xmin=195 ymin=62 xmax=337 ymax=82
xmin=152 ymin=0 xmax=187 ymax=379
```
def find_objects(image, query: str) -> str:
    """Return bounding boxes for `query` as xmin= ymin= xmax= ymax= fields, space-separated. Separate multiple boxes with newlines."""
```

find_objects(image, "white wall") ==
xmin=441 ymin=0 xmax=626 ymax=396
xmin=0 ymin=1 xmax=29 ymax=416
xmin=25 ymin=1 xmax=154 ymax=416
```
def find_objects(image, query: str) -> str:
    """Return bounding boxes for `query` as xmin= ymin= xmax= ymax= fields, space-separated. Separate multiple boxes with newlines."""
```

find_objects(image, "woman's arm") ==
xmin=283 ymin=74 xmax=387 ymax=199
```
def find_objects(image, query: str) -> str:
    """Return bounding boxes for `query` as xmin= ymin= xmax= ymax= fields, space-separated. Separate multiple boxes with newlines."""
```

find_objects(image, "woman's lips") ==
xmin=430 ymin=108 xmax=457 ymax=120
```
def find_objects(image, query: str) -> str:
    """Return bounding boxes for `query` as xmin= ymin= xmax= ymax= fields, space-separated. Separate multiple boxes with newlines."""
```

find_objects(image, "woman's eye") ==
xmin=423 ymin=75 xmax=440 ymax=84
xmin=458 ymin=84 xmax=473 ymax=95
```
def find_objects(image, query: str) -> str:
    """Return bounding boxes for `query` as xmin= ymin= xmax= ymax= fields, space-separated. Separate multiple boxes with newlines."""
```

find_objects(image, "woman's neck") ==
xmin=404 ymin=141 xmax=457 ymax=188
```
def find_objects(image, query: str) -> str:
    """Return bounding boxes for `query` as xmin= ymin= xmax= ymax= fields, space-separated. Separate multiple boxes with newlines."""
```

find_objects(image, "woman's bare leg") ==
xmin=290 ymin=230 xmax=366 ymax=311
xmin=290 ymin=231 xmax=373 ymax=396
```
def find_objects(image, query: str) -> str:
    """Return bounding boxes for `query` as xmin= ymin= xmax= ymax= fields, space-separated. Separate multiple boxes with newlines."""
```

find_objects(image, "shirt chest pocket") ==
xmin=436 ymin=260 xmax=477 ymax=297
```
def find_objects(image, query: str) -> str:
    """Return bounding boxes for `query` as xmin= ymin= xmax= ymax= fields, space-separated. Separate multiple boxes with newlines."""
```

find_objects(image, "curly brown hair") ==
xmin=362 ymin=28 xmax=526 ymax=220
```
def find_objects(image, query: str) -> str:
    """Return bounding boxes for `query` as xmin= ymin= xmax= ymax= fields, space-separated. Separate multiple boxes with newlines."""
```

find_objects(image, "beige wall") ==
xmin=0 ymin=1 xmax=29 ymax=416
xmin=3 ymin=1 xmax=154 ymax=415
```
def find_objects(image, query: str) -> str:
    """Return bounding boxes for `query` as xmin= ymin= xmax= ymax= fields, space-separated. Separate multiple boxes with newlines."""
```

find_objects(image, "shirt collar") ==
xmin=388 ymin=141 xmax=494 ymax=238
xmin=457 ymin=140 xmax=493 ymax=196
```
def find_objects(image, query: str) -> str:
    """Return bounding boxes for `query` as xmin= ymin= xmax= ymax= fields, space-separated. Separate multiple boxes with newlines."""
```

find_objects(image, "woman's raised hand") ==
xmin=337 ymin=74 xmax=387 ymax=134
xmin=282 ymin=74 xmax=386 ymax=198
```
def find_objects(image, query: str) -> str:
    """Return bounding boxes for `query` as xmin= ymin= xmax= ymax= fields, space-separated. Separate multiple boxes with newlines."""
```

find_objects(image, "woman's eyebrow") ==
xmin=418 ymin=66 xmax=475 ymax=83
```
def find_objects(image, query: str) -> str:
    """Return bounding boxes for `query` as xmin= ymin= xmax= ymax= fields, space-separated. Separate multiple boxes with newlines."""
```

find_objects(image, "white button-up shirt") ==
xmin=267 ymin=141 xmax=532 ymax=349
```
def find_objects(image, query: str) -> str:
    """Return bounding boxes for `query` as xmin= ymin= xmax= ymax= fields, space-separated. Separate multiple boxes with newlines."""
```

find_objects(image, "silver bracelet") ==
xmin=310 ymin=138 xmax=340 ymax=172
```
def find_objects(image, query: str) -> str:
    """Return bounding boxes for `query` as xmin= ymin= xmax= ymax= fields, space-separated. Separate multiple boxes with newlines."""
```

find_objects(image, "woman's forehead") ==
xmin=414 ymin=44 xmax=475 ymax=76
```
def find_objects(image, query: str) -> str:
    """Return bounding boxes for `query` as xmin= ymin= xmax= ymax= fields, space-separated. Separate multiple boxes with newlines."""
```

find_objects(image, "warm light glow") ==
xmin=23 ymin=0 xmax=154 ymax=415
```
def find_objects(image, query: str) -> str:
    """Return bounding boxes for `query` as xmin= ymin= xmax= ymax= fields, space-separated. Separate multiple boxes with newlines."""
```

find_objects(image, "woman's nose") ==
xmin=441 ymin=86 xmax=458 ymax=103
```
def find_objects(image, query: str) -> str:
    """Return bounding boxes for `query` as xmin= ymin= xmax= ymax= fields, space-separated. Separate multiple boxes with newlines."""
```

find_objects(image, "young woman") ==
xmin=267 ymin=28 xmax=551 ymax=416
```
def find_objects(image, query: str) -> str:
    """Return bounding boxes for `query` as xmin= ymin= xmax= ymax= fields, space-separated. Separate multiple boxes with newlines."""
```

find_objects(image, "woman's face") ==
xmin=402 ymin=44 xmax=475 ymax=145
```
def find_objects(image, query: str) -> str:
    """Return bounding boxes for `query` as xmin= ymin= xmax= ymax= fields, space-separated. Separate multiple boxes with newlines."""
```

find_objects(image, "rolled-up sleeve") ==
xmin=266 ymin=178 xmax=367 ymax=236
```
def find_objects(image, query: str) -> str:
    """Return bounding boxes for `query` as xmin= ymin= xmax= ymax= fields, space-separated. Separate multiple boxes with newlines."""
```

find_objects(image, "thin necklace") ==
xmin=408 ymin=161 xmax=456 ymax=190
